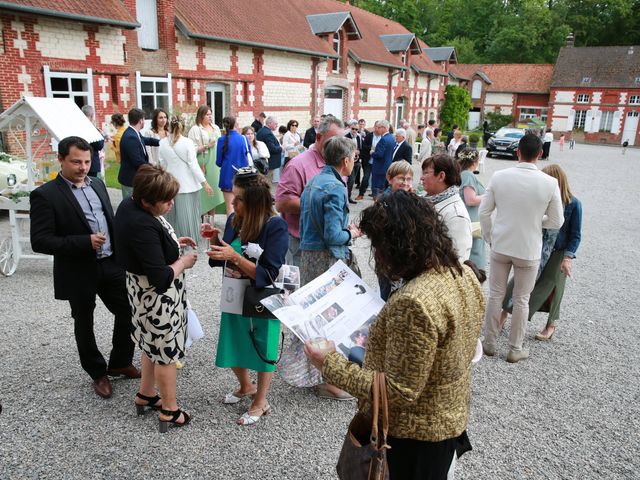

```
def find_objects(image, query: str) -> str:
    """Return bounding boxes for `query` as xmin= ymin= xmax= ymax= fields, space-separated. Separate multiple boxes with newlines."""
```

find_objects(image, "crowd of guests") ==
xmin=30 ymin=107 xmax=582 ymax=479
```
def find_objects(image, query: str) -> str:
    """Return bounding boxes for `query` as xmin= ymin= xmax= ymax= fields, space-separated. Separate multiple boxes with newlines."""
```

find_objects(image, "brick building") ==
xmin=448 ymin=64 xmax=554 ymax=129
xmin=0 ymin=0 xmax=447 ymax=141
xmin=548 ymin=45 xmax=640 ymax=146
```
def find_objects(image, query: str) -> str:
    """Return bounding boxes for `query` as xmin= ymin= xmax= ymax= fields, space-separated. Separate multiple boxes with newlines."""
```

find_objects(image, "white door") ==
xmin=468 ymin=112 xmax=481 ymax=130
xmin=206 ymin=84 xmax=226 ymax=130
xmin=395 ymin=98 xmax=405 ymax=129
xmin=323 ymin=88 xmax=343 ymax=118
xmin=622 ymin=111 xmax=639 ymax=146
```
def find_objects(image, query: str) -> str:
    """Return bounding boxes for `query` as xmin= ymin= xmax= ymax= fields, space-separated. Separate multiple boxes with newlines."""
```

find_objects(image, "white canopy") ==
xmin=0 ymin=97 xmax=104 ymax=143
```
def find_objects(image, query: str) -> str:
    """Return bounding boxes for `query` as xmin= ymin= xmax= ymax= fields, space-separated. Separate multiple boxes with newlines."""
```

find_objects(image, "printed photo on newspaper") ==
xmin=259 ymin=260 xmax=385 ymax=358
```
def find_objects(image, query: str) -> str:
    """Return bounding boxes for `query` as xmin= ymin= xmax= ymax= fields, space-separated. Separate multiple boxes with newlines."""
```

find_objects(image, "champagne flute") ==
xmin=201 ymin=214 xmax=215 ymax=250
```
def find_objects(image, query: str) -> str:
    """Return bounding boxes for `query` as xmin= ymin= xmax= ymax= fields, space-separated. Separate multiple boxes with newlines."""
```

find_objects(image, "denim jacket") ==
xmin=554 ymin=196 xmax=582 ymax=259
xmin=299 ymin=165 xmax=351 ymax=259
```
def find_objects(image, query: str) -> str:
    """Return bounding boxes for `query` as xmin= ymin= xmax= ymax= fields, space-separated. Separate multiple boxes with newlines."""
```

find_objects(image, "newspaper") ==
xmin=260 ymin=260 xmax=384 ymax=358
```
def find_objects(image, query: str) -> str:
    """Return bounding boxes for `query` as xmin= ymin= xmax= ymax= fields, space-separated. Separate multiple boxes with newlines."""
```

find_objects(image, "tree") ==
xmin=439 ymin=85 xmax=473 ymax=132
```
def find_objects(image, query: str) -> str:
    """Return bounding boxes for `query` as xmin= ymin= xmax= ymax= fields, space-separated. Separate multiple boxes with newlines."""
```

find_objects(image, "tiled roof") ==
xmin=551 ymin=46 xmax=640 ymax=88
xmin=0 ymin=0 xmax=138 ymax=27
xmin=176 ymin=0 xmax=406 ymax=68
xmin=411 ymin=39 xmax=446 ymax=76
xmin=452 ymin=64 xmax=554 ymax=93
xmin=425 ymin=47 xmax=456 ymax=63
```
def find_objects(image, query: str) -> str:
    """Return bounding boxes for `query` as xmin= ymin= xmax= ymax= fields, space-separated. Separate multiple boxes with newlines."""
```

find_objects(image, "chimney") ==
xmin=566 ymin=33 xmax=575 ymax=48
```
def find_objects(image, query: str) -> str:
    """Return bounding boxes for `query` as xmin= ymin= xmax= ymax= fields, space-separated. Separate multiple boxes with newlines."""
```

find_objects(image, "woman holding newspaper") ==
xmin=304 ymin=191 xmax=485 ymax=479
xmin=206 ymin=167 xmax=288 ymax=425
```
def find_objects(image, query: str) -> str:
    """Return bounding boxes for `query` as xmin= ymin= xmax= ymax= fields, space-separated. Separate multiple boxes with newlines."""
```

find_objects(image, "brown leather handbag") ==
xmin=336 ymin=372 xmax=390 ymax=480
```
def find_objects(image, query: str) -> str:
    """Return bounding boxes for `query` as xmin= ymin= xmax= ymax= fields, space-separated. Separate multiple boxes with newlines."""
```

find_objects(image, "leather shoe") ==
xmin=355 ymin=195 xmax=364 ymax=201
xmin=506 ymin=349 xmax=529 ymax=363
xmin=93 ymin=376 xmax=113 ymax=398
xmin=107 ymin=365 xmax=141 ymax=379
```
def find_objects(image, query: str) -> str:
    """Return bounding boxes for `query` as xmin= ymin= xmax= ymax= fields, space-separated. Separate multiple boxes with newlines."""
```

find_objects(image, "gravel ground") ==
xmin=0 ymin=143 xmax=638 ymax=479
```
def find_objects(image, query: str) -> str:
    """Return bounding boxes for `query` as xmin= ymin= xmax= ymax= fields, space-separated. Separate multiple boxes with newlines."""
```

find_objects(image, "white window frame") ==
xmin=136 ymin=72 xmax=172 ymax=120
xmin=136 ymin=0 xmax=159 ymax=50
xmin=600 ymin=110 xmax=615 ymax=132
xmin=400 ymin=51 xmax=407 ymax=80
xmin=471 ymin=80 xmax=482 ymax=99
xmin=574 ymin=109 xmax=588 ymax=129
xmin=43 ymin=66 xmax=94 ymax=108
xmin=577 ymin=94 xmax=590 ymax=104
xmin=359 ymin=88 xmax=368 ymax=103
xmin=332 ymin=32 xmax=341 ymax=73
xmin=630 ymin=95 xmax=640 ymax=105
xmin=519 ymin=108 xmax=537 ymax=120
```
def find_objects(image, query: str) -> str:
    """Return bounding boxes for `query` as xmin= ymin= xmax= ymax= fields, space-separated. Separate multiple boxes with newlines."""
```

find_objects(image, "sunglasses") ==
xmin=291 ymin=124 xmax=298 ymax=127
xmin=351 ymin=128 xmax=359 ymax=131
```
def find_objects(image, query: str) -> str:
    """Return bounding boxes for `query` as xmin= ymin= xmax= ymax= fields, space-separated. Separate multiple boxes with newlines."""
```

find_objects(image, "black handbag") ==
xmin=242 ymin=284 xmax=282 ymax=319
xmin=254 ymin=157 xmax=269 ymax=175
xmin=336 ymin=372 xmax=390 ymax=480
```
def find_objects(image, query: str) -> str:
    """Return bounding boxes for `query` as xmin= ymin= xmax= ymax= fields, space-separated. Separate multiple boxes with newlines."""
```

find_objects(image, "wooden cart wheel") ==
xmin=0 ymin=237 xmax=17 ymax=276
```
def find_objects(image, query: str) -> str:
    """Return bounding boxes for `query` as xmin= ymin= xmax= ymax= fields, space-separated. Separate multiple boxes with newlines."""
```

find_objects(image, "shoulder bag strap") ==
xmin=369 ymin=371 xmax=380 ymax=446
xmin=170 ymin=140 xmax=190 ymax=166
xmin=243 ymin=135 xmax=254 ymax=166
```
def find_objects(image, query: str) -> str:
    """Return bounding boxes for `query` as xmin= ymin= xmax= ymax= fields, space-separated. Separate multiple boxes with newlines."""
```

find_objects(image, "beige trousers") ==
xmin=484 ymin=251 xmax=539 ymax=351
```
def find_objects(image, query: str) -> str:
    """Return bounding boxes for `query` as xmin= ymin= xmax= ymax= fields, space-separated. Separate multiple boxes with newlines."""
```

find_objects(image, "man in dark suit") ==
xmin=251 ymin=112 xmax=266 ymax=133
xmin=345 ymin=122 xmax=363 ymax=203
xmin=356 ymin=128 xmax=374 ymax=200
xmin=303 ymin=116 xmax=320 ymax=148
xmin=370 ymin=120 xmax=395 ymax=197
xmin=392 ymin=128 xmax=413 ymax=163
xmin=30 ymin=136 xmax=139 ymax=399
xmin=256 ymin=115 xmax=282 ymax=181
xmin=118 ymin=107 xmax=159 ymax=199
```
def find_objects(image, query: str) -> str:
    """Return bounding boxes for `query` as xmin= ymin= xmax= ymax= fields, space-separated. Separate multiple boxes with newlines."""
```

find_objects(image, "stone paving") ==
xmin=0 ymin=143 xmax=638 ymax=479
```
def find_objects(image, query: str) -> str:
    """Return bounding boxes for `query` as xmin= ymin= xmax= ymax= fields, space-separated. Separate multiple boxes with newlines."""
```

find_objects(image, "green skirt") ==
xmin=503 ymin=250 xmax=567 ymax=323
xmin=198 ymin=148 xmax=224 ymax=214
xmin=215 ymin=313 xmax=281 ymax=372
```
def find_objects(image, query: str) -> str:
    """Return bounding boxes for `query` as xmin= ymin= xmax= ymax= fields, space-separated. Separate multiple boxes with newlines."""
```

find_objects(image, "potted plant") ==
xmin=469 ymin=133 xmax=480 ymax=148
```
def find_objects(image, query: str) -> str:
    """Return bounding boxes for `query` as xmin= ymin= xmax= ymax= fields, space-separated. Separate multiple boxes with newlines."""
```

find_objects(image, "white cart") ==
xmin=0 ymin=97 xmax=104 ymax=276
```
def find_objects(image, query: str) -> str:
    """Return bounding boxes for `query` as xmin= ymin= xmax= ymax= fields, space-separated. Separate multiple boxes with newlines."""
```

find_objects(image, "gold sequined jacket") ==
xmin=323 ymin=265 xmax=485 ymax=442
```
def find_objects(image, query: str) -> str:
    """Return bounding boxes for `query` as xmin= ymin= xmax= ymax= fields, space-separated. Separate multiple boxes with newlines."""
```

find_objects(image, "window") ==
xmin=581 ymin=77 xmax=591 ymax=84
xmin=331 ymin=32 xmax=341 ymax=73
xmin=400 ymin=51 xmax=407 ymax=80
xmin=630 ymin=95 xmax=640 ymax=105
xmin=577 ymin=94 xmax=590 ymax=104
xmin=136 ymin=72 xmax=171 ymax=119
xmin=519 ymin=108 xmax=537 ymax=120
xmin=540 ymin=108 xmax=548 ymax=122
xmin=600 ymin=110 xmax=615 ymax=132
xmin=574 ymin=109 xmax=588 ymax=129
xmin=136 ymin=0 xmax=159 ymax=50
xmin=43 ymin=66 xmax=93 ymax=108
xmin=471 ymin=80 xmax=482 ymax=99
xmin=359 ymin=88 xmax=368 ymax=103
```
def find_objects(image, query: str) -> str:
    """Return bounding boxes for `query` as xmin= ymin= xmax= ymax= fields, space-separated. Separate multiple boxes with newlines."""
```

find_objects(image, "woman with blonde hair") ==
xmin=188 ymin=105 xmax=224 ymax=215
xmin=500 ymin=164 xmax=582 ymax=340
xmin=159 ymin=116 xmax=213 ymax=240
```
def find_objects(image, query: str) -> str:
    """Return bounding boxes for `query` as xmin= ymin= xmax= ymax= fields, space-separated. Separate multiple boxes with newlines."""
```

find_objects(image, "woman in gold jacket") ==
xmin=305 ymin=190 xmax=485 ymax=479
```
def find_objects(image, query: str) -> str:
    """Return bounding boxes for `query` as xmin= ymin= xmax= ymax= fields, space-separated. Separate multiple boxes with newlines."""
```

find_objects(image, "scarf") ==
xmin=425 ymin=184 xmax=460 ymax=205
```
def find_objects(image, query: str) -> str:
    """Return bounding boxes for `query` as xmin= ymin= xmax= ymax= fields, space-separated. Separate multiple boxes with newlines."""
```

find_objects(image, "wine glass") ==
xmin=201 ymin=214 xmax=215 ymax=250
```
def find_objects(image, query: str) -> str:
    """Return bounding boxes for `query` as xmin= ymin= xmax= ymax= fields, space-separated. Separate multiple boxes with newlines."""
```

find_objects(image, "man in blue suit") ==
xmin=118 ymin=108 xmax=160 ymax=198
xmin=370 ymin=119 xmax=394 ymax=197
xmin=256 ymin=115 xmax=282 ymax=182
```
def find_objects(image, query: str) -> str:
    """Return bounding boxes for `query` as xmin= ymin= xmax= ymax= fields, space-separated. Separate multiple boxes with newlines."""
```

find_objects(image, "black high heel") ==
xmin=135 ymin=393 xmax=162 ymax=415
xmin=158 ymin=408 xmax=191 ymax=433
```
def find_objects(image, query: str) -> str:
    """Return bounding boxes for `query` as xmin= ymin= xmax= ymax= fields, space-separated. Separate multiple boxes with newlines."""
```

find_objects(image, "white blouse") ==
xmin=158 ymin=136 xmax=206 ymax=194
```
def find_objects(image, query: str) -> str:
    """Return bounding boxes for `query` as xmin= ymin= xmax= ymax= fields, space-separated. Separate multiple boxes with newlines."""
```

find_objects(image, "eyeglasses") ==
xmin=393 ymin=176 xmax=413 ymax=184
xmin=351 ymin=128 xmax=359 ymax=131
xmin=291 ymin=124 xmax=298 ymax=127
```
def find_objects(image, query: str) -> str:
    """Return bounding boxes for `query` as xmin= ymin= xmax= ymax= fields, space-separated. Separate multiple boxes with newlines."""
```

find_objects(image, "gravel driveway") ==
xmin=0 ymin=143 xmax=638 ymax=479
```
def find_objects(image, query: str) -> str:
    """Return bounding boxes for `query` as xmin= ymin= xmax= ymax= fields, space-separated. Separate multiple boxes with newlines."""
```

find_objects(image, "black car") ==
xmin=486 ymin=128 xmax=526 ymax=159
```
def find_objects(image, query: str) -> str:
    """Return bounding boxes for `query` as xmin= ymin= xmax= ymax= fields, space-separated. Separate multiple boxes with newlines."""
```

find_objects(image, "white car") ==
xmin=0 ymin=157 xmax=28 ymax=190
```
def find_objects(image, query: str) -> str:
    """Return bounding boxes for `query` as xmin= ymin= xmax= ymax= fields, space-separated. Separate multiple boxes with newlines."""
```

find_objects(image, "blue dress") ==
xmin=216 ymin=130 xmax=249 ymax=191
xmin=459 ymin=170 xmax=486 ymax=269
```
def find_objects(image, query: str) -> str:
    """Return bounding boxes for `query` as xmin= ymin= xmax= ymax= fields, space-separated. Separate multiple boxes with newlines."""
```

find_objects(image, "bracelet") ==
xmin=233 ymin=253 xmax=242 ymax=266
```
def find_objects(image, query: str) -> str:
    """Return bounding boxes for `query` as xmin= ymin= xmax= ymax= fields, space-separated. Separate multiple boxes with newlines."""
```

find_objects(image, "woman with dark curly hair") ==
xmin=304 ymin=190 xmax=485 ymax=479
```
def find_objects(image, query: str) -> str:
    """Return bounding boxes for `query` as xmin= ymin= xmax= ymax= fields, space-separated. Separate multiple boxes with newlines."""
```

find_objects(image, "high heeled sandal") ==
xmin=535 ymin=326 xmax=556 ymax=341
xmin=158 ymin=408 xmax=191 ymax=433
xmin=237 ymin=404 xmax=271 ymax=426
xmin=135 ymin=393 xmax=162 ymax=415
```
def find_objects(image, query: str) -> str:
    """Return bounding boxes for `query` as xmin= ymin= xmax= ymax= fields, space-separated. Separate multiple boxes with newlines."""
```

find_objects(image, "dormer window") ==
xmin=577 ymin=94 xmax=590 ymax=103
xmin=332 ymin=32 xmax=341 ymax=73
xmin=400 ymin=51 xmax=407 ymax=80
xmin=581 ymin=76 xmax=592 ymax=84
xmin=136 ymin=0 xmax=159 ymax=50
xmin=471 ymin=80 xmax=482 ymax=99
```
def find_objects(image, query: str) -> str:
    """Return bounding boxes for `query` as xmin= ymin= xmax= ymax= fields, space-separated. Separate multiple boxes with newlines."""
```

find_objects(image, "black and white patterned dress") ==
xmin=126 ymin=217 xmax=187 ymax=365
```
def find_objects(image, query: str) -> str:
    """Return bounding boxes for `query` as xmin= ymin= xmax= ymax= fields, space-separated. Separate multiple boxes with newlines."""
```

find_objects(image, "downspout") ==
xmin=313 ymin=58 xmax=328 ymax=116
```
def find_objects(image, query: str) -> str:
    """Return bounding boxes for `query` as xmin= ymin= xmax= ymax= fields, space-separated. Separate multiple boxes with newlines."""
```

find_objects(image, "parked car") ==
xmin=0 ymin=157 xmax=28 ymax=191
xmin=486 ymin=128 xmax=526 ymax=159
